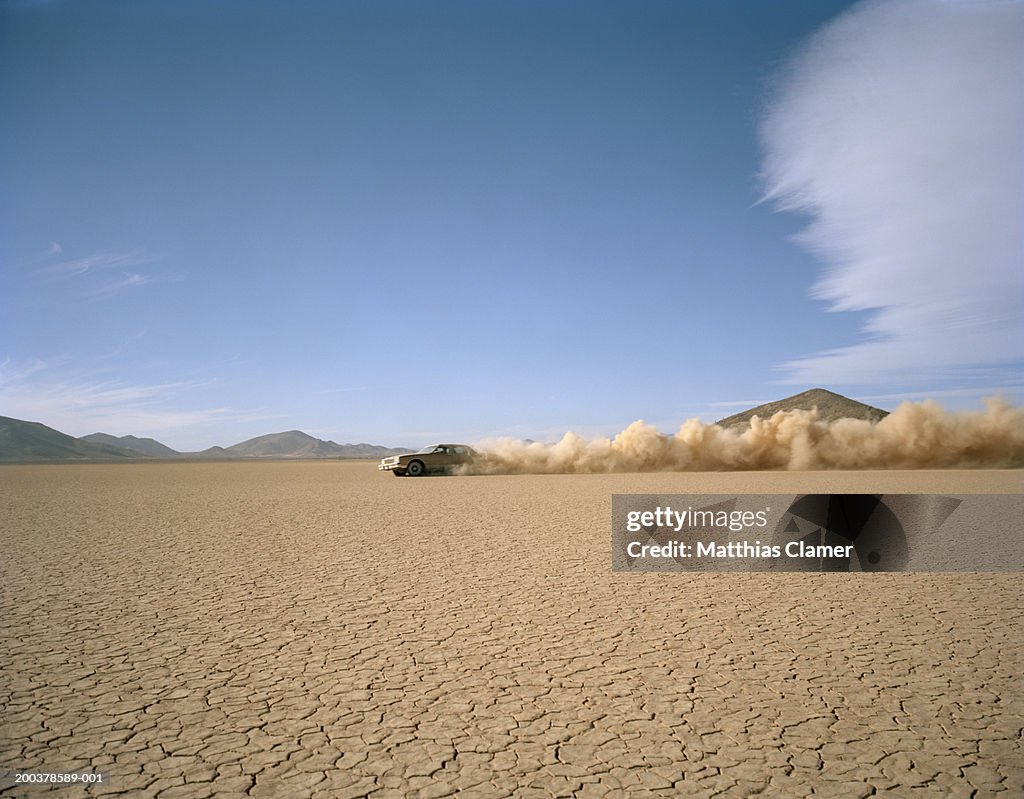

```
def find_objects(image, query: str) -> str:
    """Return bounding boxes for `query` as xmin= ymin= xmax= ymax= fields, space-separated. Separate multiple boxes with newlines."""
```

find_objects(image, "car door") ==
xmin=436 ymin=446 xmax=456 ymax=470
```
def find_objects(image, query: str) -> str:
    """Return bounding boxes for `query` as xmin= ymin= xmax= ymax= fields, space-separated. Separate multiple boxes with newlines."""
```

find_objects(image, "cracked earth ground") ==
xmin=1 ymin=463 xmax=1021 ymax=798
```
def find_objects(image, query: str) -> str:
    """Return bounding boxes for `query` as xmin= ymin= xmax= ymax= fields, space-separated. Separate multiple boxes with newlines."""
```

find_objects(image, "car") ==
xmin=379 ymin=444 xmax=478 ymax=476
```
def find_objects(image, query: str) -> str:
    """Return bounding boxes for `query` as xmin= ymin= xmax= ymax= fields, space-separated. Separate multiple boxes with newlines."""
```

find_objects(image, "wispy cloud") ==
xmin=761 ymin=0 xmax=1024 ymax=387
xmin=87 ymin=271 xmax=151 ymax=298
xmin=0 ymin=358 xmax=276 ymax=448
xmin=34 ymin=248 xmax=156 ymax=280
xmin=858 ymin=385 xmax=1024 ymax=405
xmin=26 ymin=246 xmax=169 ymax=299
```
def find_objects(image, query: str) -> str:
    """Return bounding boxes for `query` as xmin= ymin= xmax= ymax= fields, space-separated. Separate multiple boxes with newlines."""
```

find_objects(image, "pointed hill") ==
xmin=220 ymin=430 xmax=348 ymax=458
xmin=207 ymin=430 xmax=410 ymax=459
xmin=716 ymin=389 xmax=888 ymax=429
xmin=80 ymin=432 xmax=181 ymax=457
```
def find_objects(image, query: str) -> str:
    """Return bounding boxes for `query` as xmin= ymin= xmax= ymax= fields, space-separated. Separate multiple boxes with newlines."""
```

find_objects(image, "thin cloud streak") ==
xmin=858 ymin=385 xmax=1024 ymax=404
xmin=0 ymin=359 xmax=274 ymax=448
xmin=25 ymin=246 xmax=170 ymax=300
xmin=34 ymin=248 xmax=156 ymax=280
xmin=761 ymin=0 xmax=1024 ymax=386
xmin=87 ymin=272 xmax=151 ymax=298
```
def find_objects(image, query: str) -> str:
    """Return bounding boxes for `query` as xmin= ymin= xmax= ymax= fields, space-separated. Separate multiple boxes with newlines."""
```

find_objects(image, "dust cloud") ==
xmin=467 ymin=398 xmax=1024 ymax=473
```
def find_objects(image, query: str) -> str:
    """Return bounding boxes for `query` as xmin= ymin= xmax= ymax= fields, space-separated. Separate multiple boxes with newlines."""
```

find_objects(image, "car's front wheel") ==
xmin=407 ymin=460 xmax=425 ymax=477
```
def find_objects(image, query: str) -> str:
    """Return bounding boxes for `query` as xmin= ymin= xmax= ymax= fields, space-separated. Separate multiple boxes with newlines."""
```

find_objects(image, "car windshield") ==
xmin=417 ymin=445 xmax=440 ymax=454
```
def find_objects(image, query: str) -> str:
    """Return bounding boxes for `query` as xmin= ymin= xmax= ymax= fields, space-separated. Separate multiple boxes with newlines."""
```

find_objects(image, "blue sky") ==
xmin=2 ymin=0 xmax=1021 ymax=450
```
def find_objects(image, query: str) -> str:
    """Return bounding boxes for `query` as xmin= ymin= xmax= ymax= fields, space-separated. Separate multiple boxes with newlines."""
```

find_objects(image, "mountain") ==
xmin=79 ymin=432 xmax=181 ymax=457
xmin=193 ymin=446 xmax=229 ymax=458
xmin=212 ymin=430 xmax=410 ymax=459
xmin=716 ymin=388 xmax=889 ymax=429
xmin=220 ymin=430 xmax=346 ymax=458
xmin=0 ymin=416 xmax=139 ymax=462
xmin=0 ymin=416 xmax=411 ymax=462
xmin=313 ymin=442 xmax=413 ymax=459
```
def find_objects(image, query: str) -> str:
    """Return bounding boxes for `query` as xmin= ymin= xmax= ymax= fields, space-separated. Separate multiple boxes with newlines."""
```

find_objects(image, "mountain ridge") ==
xmin=80 ymin=432 xmax=182 ymax=457
xmin=1 ymin=416 xmax=137 ymax=462
xmin=0 ymin=417 xmax=411 ymax=462
xmin=0 ymin=392 xmax=891 ymax=462
xmin=209 ymin=429 xmax=410 ymax=459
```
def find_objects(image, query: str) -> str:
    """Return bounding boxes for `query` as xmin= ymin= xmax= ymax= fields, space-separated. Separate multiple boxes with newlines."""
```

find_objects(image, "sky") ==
xmin=2 ymin=0 xmax=1021 ymax=451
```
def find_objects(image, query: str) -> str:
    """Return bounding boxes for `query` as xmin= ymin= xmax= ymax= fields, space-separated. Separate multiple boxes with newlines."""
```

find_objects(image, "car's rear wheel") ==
xmin=407 ymin=460 xmax=425 ymax=477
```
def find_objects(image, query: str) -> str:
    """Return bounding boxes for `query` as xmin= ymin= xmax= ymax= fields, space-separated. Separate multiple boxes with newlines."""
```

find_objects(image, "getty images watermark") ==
xmin=611 ymin=494 xmax=1024 ymax=572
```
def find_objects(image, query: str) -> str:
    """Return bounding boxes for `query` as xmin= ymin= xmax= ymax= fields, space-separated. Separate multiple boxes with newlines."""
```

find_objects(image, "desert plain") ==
xmin=1 ymin=462 xmax=1021 ymax=798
